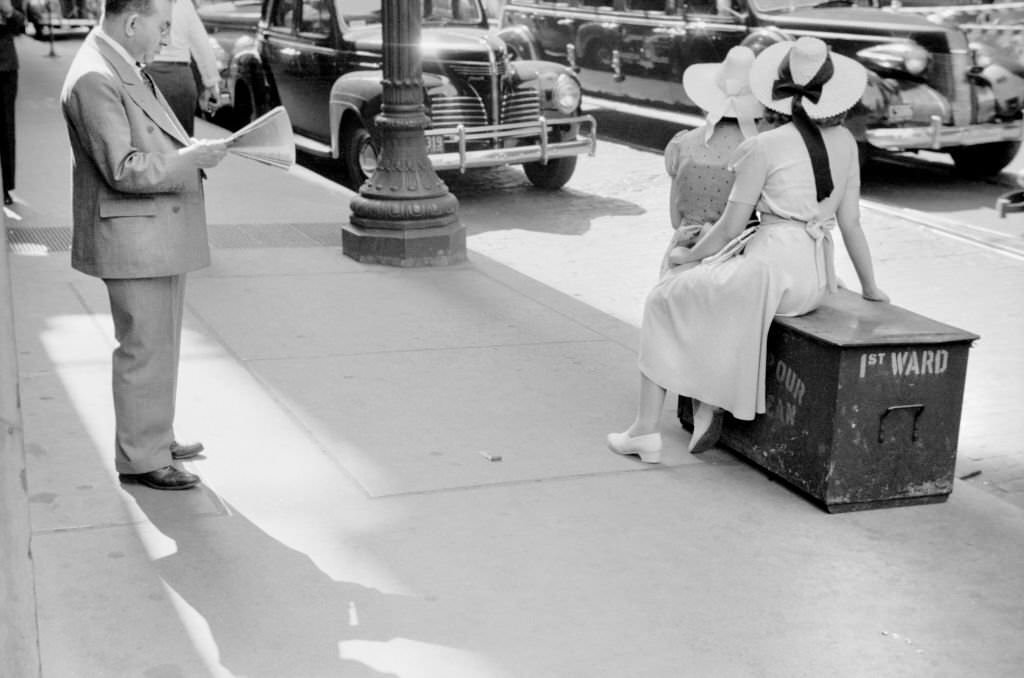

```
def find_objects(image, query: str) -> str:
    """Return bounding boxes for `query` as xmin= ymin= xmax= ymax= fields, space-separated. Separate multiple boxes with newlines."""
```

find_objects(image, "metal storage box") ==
xmin=678 ymin=290 xmax=979 ymax=513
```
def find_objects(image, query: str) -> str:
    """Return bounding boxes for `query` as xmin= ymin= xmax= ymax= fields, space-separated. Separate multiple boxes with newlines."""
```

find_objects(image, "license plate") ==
xmin=887 ymin=104 xmax=913 ymax=123
xmin=425 ymin=135 xmax=445 ymax=154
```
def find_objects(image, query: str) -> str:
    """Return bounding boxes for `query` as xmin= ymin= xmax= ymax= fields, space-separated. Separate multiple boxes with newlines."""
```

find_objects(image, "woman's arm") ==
xmin=668 ymin=199 xmax=754 ymax=266
xmin=668 ymin=176 xmax=682 ymax=230
xmin=835 ymin=182 xmax=889 ymax=302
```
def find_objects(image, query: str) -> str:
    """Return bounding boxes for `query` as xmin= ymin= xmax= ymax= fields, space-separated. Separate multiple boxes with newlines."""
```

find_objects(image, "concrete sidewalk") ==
xmin=4 ymin=140 xmax=1024 ymax=677
xmin=5 ymin=40 xmax=1024 ymax=678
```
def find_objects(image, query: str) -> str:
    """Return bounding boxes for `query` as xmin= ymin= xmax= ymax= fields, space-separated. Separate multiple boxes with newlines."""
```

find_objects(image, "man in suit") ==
xmin=0 ymin=0 xmax=25 ymax=206
xmin=61 ymin=0 xmax=229 ymax=490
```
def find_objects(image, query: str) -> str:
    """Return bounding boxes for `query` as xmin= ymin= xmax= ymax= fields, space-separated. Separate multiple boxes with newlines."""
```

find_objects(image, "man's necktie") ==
xmin=138 ymin=66 xmax=157 ymax=97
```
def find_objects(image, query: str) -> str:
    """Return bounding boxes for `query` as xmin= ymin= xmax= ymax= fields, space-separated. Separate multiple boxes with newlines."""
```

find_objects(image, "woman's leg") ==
xmin=608 ymin=372 xmax=666 ymax=463
xmin=628 ymin=372 xmax=667 ymax=436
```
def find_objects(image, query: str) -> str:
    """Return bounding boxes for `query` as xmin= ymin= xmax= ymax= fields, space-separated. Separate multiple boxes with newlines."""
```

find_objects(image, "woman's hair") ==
xmin=764 ymin=109 xmax=848 ymax=128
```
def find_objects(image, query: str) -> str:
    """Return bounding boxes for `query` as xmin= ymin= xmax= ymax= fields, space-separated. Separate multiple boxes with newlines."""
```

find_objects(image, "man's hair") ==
xmin=104 ymin=0 xmax=161 ymax=17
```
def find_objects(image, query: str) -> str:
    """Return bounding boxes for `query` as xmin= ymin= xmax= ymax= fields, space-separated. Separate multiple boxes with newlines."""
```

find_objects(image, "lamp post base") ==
xmin=342 ymin=220 xmax=467 ymax=268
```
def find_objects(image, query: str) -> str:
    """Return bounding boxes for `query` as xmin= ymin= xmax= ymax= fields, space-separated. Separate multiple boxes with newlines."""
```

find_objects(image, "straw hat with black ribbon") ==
xmin=682 ymin=46 xmax=765 ymax=145
xmin=748 ymin=37 xmax=867 ymax=202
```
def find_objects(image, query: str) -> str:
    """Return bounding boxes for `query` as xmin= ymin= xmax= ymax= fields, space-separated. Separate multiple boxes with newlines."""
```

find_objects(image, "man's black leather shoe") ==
xmin=170 ymin=441 xmax=205 ymax=460
xmin=119 ymin=466 xmax=200 ymax=490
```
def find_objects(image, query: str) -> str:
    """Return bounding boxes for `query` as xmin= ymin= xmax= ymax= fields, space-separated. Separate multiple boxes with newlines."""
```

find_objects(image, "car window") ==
xmin=270 ymin=0 xmax=295 ymax=29
xmin=298 ymin=0 xmax=331 ymax=35
xmin=424 ymin=0 xmax=483 ymax=23
xmin=625 ymin=0 xmax=666 ymax=10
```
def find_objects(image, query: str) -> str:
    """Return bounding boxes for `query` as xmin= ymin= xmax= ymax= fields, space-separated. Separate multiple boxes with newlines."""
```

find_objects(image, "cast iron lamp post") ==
xmin=343 ymin=0 xmax=466 ymax=266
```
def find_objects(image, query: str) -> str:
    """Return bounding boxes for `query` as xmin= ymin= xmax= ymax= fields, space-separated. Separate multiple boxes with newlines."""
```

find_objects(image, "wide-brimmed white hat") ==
xmin=683 ymin=46 xmax=764 ymax=141
xmin=749 ymin=37 xmax=867 ymax=119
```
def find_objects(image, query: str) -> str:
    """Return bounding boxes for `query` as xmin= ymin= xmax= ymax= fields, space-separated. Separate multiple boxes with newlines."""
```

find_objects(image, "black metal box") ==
xmin=678 ymin=290 xmax=979 ymax=513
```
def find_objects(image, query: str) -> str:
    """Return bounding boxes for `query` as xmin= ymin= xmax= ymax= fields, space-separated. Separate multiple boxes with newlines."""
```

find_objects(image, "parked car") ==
xmin=25 ymin=0 xmax=98 ymax=39
xmin=197 ymin=0 xmax=262 ymax=128
xmin=499 ymin=0 xmax=1024 ymax=177
xmin=223 ymin=0 xmax=597 ymax=189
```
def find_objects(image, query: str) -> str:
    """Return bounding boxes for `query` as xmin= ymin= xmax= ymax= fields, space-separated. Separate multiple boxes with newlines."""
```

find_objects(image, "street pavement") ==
xmin=5 ymin=36 xmax=1024 ymax=677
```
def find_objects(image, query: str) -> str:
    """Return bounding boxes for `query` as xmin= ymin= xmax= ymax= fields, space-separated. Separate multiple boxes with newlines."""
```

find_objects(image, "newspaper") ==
xmin=227 ymin=106 xmax=295 ymax=170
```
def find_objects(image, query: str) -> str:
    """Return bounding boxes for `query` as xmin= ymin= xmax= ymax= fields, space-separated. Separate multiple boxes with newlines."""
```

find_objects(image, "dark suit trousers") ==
xmin=145 ymin=61 xmax=197 ymax=137
xmin=0 ymin=69 xmax=16 ymax=193
xmin=105 ymin=275 xmax=186 ymax=474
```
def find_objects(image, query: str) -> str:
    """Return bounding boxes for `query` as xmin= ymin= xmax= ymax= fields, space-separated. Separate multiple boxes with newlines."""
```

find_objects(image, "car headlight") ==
xmin=857 ymin=42 xmax=931 ymax=77
xmin=552 ymin=73 xmax=581 ymax=114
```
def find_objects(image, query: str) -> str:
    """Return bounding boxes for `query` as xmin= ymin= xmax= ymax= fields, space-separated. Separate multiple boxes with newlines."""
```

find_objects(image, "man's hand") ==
xmin=180 ymin=138 xmax=229 ymax=169
xmin=201 ymin=84 xmax=221 ymax=115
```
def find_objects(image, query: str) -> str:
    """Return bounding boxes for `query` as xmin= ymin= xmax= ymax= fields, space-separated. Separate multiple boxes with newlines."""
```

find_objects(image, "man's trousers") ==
xmin=104 ymin=275 xmax=186 ymax=474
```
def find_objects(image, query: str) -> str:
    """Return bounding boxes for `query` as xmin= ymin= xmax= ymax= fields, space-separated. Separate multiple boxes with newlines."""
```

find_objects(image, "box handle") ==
xmin=878 ymin=404 xmax=925 ymax=444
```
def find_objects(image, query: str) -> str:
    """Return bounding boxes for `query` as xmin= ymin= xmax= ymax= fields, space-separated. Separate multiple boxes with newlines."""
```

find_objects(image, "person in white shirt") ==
xmin=144 ymin=0 xmax=219 ymax=136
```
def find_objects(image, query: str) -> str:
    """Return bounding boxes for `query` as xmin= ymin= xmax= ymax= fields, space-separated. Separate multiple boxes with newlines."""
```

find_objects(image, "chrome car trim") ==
xmin=423 ymin=114 xmax=598 ymax=173
xmin=865 ymin=119 xmax=1023 ymax=150
xmin=785 ymin=28 xmax=923 ymax=44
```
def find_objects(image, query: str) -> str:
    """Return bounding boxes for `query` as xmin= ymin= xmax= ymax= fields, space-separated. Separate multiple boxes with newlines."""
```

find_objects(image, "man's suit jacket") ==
xmin=61 ymin=30 xmax=210 ymax=279
xmin=0 ymin=0 xmax=26 ymax=73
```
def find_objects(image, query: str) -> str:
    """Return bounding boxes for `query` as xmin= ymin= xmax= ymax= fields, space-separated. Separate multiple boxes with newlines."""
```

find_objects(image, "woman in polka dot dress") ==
xmin=659 ymin=46 xmax=765 ymax=275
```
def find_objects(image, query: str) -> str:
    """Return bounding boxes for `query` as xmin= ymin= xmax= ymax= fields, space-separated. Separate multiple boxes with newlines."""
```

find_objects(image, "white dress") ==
xmin=638 ymin=123 xmax=860 ymax=420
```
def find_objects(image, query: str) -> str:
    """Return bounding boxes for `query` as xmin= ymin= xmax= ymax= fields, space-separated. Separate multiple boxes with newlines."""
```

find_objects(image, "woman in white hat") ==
xmin=660 ymin=46 xmax=765 ymax=272
xmin=609 ymin=37 xmax=888 ymax=462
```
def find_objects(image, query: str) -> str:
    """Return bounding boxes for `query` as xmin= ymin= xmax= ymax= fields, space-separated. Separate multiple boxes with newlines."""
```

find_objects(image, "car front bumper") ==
xmin=866 ymin=117 xmax=1024 ymax=151
xmin=424 ymin=114 xmax=597 ymax=172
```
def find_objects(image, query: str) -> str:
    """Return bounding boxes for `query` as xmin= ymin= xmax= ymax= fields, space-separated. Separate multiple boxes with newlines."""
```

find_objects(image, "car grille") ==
xmin=449 ymin=60 xmax=507 ymax=79
xmin=428 ymin=84 xmax=541 ymax=130
xmin=428 ymin=89 xmax=542 ymax=127
xmin=430 ymin=96 xmax=489 ymax=127
xmin=501 ymin=89 xmax=542 ymax=125
xmin=427 ymin=56 xmax=543 ymax=129
xmin=929 ymin=50 xmax=972 ymax=126
xmin=948 ymin=50 xmax=973 ymax=126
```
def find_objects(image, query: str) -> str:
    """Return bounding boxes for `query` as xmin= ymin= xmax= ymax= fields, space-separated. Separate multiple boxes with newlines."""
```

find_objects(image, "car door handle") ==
xmin=557 ymin=18 xmax=574 ymax=26
xmin=280 ymin=47 xmax=300 ymax=57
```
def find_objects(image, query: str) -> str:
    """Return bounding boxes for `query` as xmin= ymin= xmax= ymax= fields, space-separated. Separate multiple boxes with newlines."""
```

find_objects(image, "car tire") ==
xmin=523 ymin=156 xmax=576 ymax=190
xmin=341 ymin=123 xmax=379 ymax=189
xmin=949 ymin=141 xmax=1021 ymax=179
xmin=582 ymin=40 xmax=613 ymax=70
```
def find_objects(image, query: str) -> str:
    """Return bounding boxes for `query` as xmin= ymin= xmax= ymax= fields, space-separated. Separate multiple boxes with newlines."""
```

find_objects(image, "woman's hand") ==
xmin=666 ymin=246 xmax=691 ymax=268
xmin=862 ymin=285 xmax=889 ymax=303
xmin=671 ymin=224 xmax=704 ymax=247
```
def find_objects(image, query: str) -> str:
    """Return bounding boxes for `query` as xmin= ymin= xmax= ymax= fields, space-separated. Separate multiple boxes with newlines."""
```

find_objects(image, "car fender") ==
xmin=577 ymin=22 xmax=619 ymax=63
xmin=330 ymin=71 xmax=384 ymax=158
xmin=330 ymin=71 xmax=452 ymax=157
xmin=495 ymin=24 xmax=541 ymax=61
xmin=506 ymin=59 xmax=581 ymax=115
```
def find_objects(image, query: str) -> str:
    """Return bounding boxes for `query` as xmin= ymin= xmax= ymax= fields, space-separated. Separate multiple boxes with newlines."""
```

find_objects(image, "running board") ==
xmin=293 ymin=135 xmax=332 ymax=157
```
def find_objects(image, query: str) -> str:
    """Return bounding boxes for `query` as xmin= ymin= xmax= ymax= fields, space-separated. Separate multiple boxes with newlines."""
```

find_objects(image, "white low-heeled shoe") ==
xmin=607 ymin=431 xmax=663 ymax=464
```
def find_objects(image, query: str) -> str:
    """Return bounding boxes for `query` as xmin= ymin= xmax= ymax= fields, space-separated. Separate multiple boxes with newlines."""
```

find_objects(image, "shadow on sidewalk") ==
xmin=124 ymin=486 xmax=452 ymax=678
xmin=445 ymin=166 xmax=646 ymax=236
